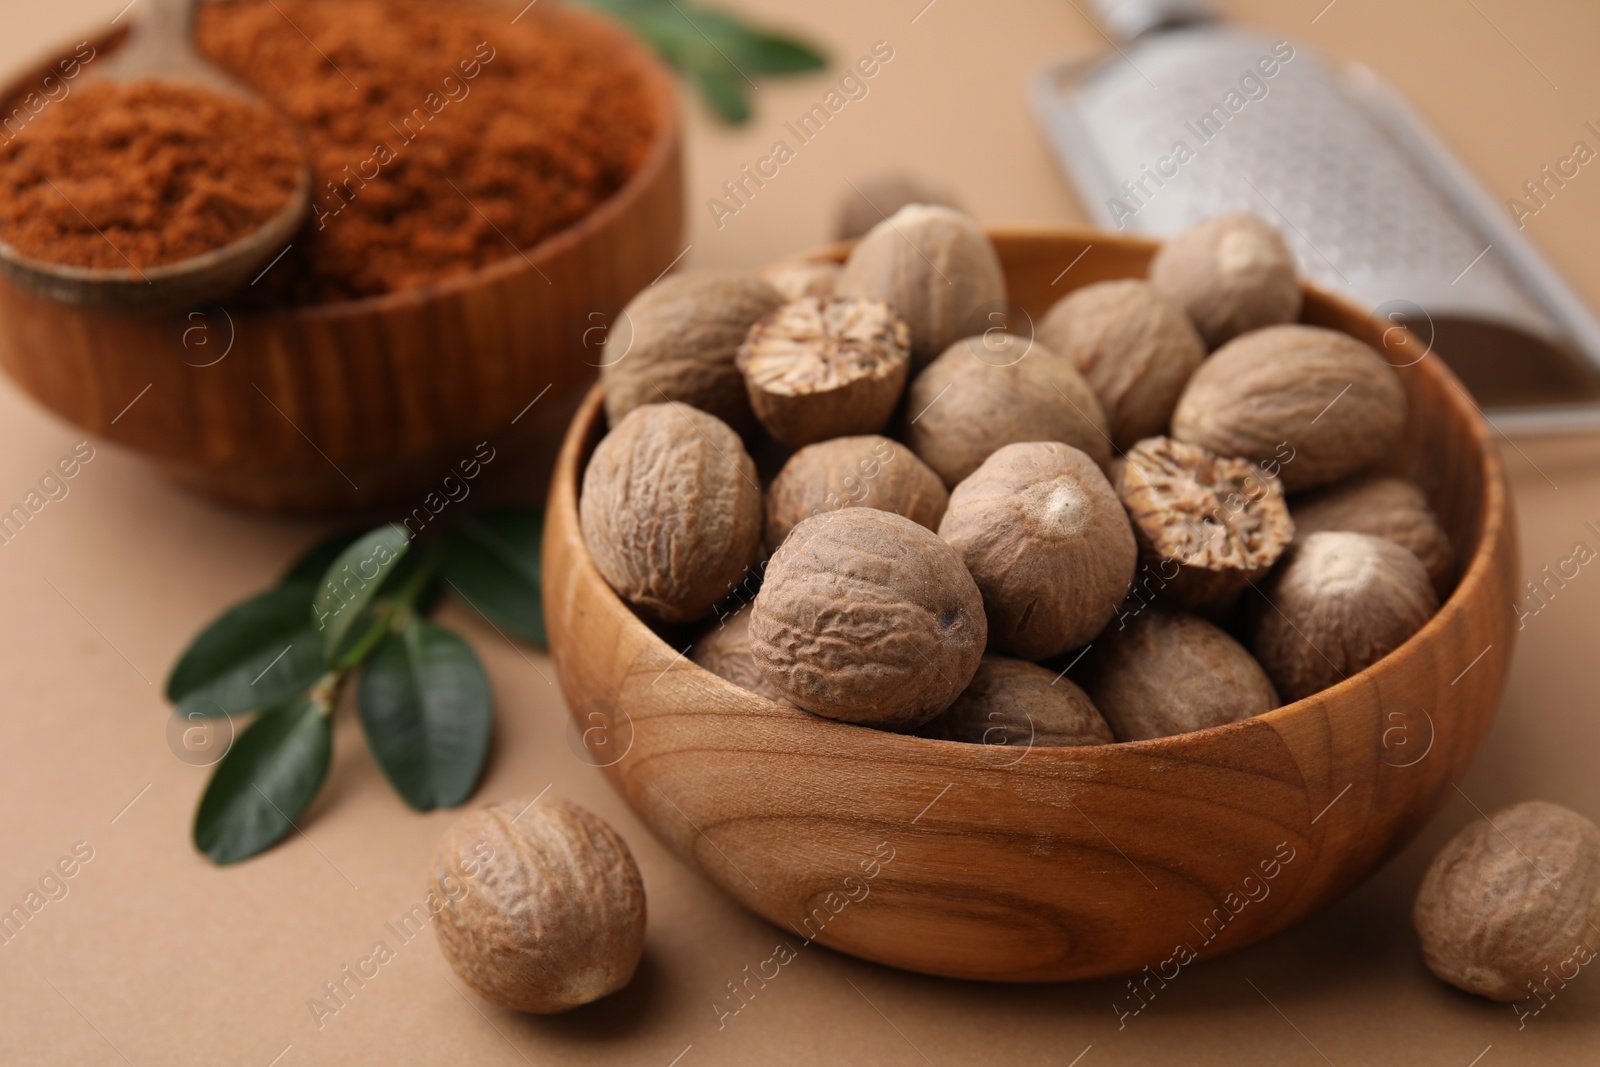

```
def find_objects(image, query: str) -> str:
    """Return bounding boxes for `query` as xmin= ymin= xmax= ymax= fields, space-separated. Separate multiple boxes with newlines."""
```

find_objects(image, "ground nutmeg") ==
xmin=193 ymin=0 xmax=658 ymax=303
xmin=0 ymin=80 xmax=302 ymax=271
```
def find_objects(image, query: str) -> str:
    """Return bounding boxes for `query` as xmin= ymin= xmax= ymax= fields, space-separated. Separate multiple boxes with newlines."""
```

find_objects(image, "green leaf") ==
xmin=694 ymin=63 xmax=750 ymax=123
xmin=280 ymin=528 xmax=363 ymax=586
xmin=193 ymin=697 xmax=333 ymax=865
xmin=166 ymin=584 xmax=327 ymax=718
xmin=312 ymin=524 xmax=412 ymax=667
xmin=572 ymin=0 xmax=825 ymax=123
xmin=733 ymin=31 xmax=827 ymax=74
xmin=684 ymin=10 xmax=825 ymax=73
xmin=442 ymin=508 xmax=546 ymax=646
xmin=357 ymin=619 xmax=492 ymax=811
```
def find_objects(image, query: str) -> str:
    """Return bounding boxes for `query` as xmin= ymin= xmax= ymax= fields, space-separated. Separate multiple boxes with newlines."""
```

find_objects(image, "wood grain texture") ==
xmin=544 ymin=230 xmax=1518 ymax=982
xmin=0 ymin=4 xmax=683 ymax=513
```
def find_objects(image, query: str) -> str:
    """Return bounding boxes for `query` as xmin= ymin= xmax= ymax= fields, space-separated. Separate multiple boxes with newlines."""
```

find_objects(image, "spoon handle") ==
xmin=99 ymin=0 xmax=238 ymax=92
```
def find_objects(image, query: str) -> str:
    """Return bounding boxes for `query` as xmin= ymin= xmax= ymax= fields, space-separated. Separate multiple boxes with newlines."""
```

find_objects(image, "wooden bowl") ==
xmin=0 ymin=5 xmax=682 ymax=513
xmin=543 ymin=229 xmax=1518 ymax=982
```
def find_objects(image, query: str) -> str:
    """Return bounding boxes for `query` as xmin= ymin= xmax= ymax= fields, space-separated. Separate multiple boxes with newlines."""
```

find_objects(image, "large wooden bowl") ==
xmin=0 ymin=4 xmax=682 ymax=513
xmin=544 ymin=229 xmax=1518 ymax=982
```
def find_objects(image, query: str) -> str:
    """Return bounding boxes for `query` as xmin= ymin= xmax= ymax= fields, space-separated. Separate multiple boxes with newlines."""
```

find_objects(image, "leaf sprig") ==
xmin=166 ymin=508 xmax=545 ymax=865
xmin=578 ymin=0 xmax=827 ymax=123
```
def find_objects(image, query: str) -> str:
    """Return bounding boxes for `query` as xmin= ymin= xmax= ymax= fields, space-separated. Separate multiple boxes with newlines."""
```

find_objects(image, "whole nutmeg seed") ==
xmin=836 ymin=204 xmax=1006 ymax=368
xmin=758 ymin=257 xmax=840 ymax=301
xmin=835 ymin=170 xmax=963 ymax=241
xmin=764 ymin=434 xmax=948 ymax=553
xmin=1291 ymin=475 xmax=1455 ymax=598
xmin=1251 ymin=530 xmax=1438 ymax=701
xmin=903 ymin=333 xmax=1111 ymax=487
xmin=1037 ymin=279 xmax=1205 ymax=449
xmin=601 ymin=270 xmax=784 ymax=434
xmin=430 ymin=799 xmax=646 ymax=1014
xmin=1149 ymin=212 xmax=1302 ymax=348
xmin=1118 ymin=436 xmax=1294 ymax=607
xmin=749 ymin=508 xmax=986 ymax=730
xmin=1080 ymin=609 xmax=1279 ymax=741
xmin=1171 ymin=324 xmax=1407 ymax=492
xmin=736 ymin=297 xmax=911 ymax=448
xmin=916 ymin=655 xmax=1114 ymax=748
xmin=939 ymin=442 xmax=1135 ymax=660
xmin=1414 ymin=801 xmax=1600 ymax=1002
xmin=580 ymin=403 xmax=762 ymax=623
xmin=690 ymin=605 xmax=794 ymax=706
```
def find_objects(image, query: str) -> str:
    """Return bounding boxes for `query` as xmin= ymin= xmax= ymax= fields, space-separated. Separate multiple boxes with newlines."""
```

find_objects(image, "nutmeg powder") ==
xmin=194 ymin=0 xmax=657 ymax=303
xmin=0 ymin=81 xmax=301 ymax=270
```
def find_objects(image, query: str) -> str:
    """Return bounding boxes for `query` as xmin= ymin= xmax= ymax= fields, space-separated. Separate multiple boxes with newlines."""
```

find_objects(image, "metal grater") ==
xmin=1033 ymin=0 xmax=1600 ymax=431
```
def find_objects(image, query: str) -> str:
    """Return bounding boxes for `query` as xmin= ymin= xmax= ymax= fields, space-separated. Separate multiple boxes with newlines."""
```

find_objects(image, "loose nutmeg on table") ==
xmin=430 ymin=798 xmax=647 ymax=1014
xmin=1414 ymin=801 xmax=1600 ymax=1002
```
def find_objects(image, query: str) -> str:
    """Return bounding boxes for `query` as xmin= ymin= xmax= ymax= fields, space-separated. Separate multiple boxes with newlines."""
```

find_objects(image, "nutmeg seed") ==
xmin=758 ymin=257 xmax=841 ymax=301
xmin=835 ymin=171 xmax=963 ymax=241
xmin=736 ymin=296 xmax=911 ymax=448
xmin=1291 ymin=474 xmax=1455 ymax=599
xmin=1037 ymin=279 xmax=1204 ymax=449
xmin=1251 ymin=530 xmax=1438 ymax=701
xmin=1171 ymin=324 xmax=1407 ymax=492
xmin=1080 ymin=609 xmax=1279 ymax=741
xmin=580 ymin=402 xmax=762 ymax=623
xmin=749 ymin=507 xmax=986 ymax=730
xmin=1118 ymin=436 xmax=1295 ymax=608
xmin=1149 ymin=212 xmax=1302 ymax=348
xmin=916 ymin=655 xmax=1114 ymax=748
xmin=836 ymin=204 xmax=1006 ymax=368
xmin=902 ymin=333 xmax=1111 ymax=487
xmin=691 ymin=605 xmax=794 ymax=706
xmin=939 ymin=441 xmax=1135 ymax=660
xmin=764 ymin=434 xmax=948 ymax=553
xmin=430 ymin=799 xmax=646 ymax=1014
xmin=601 ymin=269 xmax=785 ymax=434
xmin=1414 ymin=801 xmax=1600 ymax=1002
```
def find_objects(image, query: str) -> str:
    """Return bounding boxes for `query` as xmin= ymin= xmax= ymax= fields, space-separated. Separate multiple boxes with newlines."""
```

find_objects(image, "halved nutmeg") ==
xmin=735 ymin=296 xmax=911 ymax=448
xmin=1118 ymin=436 xmax=1294 ymax=607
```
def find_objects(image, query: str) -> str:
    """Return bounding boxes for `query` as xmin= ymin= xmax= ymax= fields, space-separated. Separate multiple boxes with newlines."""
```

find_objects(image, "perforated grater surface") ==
xmin=1033 ymin=1 xmax=1600 ymax=431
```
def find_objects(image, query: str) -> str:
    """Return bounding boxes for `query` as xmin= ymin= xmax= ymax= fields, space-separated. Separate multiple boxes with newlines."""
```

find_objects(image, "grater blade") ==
xmin=1033 ymin=23 xmax=1600 ymax=430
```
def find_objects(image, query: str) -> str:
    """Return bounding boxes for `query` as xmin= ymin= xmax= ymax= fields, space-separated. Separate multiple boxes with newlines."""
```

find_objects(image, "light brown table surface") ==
xmin=2 ymin=1 xmax=1599 ymax=1064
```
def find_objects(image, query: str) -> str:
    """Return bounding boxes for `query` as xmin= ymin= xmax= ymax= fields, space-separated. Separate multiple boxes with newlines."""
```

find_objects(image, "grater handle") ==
xmin=1083 ymin=0 xmax=1217 ymax=40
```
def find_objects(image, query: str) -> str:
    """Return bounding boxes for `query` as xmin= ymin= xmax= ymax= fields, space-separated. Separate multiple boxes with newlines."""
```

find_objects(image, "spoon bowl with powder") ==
xmin=0 ymin=0 xmax=310 ymax=312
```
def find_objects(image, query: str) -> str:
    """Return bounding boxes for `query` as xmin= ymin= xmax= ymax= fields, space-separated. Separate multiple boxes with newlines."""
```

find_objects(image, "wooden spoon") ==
xmin=0 ymin=0 xmax=312 ymax=313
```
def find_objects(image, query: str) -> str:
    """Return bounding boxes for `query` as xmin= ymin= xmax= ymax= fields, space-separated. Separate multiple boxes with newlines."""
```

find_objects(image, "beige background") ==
xmin=2 ymin=0 xmax=1600 ymax=1063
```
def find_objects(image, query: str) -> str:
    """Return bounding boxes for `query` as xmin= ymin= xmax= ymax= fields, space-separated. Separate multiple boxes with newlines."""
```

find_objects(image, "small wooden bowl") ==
xmin=544 ymin=229 xmax=1518 ymax=982
xmin=0 ymin=4 xmax=682 ymax=513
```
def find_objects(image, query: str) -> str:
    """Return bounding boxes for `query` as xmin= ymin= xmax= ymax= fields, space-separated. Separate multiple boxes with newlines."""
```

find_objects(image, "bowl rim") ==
xmin=554 ymin=224 xmax=1511 ymax=758
xmin=0 ymin=1 xmax=681 ymax=323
